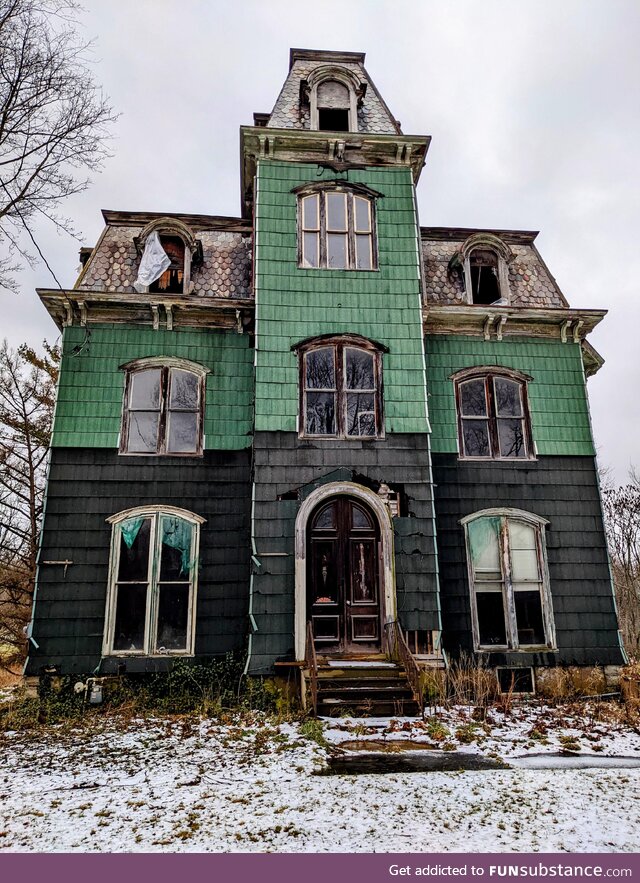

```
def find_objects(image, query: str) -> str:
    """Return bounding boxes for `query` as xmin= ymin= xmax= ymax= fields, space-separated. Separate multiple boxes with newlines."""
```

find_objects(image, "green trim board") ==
xmin=425 ymin=335 xmax=595 ymax=456
xmin=254 ymin=160 xmax=428 ymax=434
xmin=52 ymin=324 xmax=253 ymax=449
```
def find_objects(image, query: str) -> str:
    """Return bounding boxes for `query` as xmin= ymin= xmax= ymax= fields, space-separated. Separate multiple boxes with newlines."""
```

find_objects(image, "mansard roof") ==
xmin=264 ymin=47 xmax=401 ymax=135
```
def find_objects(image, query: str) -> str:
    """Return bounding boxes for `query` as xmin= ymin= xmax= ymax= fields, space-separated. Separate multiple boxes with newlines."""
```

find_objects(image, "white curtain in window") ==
xmin=134 ymin=231 xmax=171 ymax=292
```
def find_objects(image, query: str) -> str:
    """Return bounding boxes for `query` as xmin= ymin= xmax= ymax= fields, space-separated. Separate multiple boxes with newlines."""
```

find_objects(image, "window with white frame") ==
xmin=463 ymin=510 xmax=555 ymax=651
xmin=103 ymin=507 xmax=203 ymax=656
xmin=120 ymin=359 xmax=206 ymax=455
xmin=298 ymin=188 xmax=376 ymax=270
xmin=298 ymin=337 xmax=383 ymax=438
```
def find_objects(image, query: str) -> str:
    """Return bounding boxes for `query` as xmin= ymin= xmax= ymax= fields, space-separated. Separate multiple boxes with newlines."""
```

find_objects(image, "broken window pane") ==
xmin=113 ymin=584 xmax=147 ymax=651
xmin=156 ymin=584 xmax=189 ymax=650
xmin=170 ymin=370 xmax=199 ymax=410
xmin=345 ymin=348 xmax=374 ymax=390
xmin=514 ymin=589 xmax=546 ymax=645
xmin=313 ymin=504 xmax=336 ymax=530
xmin=470 ymin=248 xmax=501 ymax=304
xmin=118 ymin=517 xmax=151 ymax=581
xmin=462 ymin=419 xmax=490 ymax=457
xmin=327 ymin=233 xmax=347 ymax=268
xmin=311 ymin=540 xmax=338 ymax=604
xmin=318 ymin=108 xmax=349 ymax=132
xmin=126 ymin=411 xmax=160 ymax=453
xmin=160 ymin=516 xmax=193 ymax=578
xmin=476 ymin=590 xmax=507 ymax=645
xmin=306 ymin=348 xmax=335 ymax=389
xmin=149 ymin=236 xmax=185 ymax=294
xmin=306 ymin=391 xmax=336 ymax=435
xmin=459 ymin=379 xmax=487 ymax=416
xmin=130 ymin=369 xmax=161 ymax=410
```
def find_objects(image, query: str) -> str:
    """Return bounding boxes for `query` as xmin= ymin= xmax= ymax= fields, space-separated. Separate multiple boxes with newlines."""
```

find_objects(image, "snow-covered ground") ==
xmin=1 ymin=703 xmax=639 ymax=853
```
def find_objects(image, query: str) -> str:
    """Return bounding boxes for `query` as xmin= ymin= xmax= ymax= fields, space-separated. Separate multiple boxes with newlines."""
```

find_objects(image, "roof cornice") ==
xmin=421 ymin=226 xmax=539 ymax=244
xmin=101 ymin=210 xmax=251 ymax=233
xmin=289 ymin=48 xmax=366 ymax=69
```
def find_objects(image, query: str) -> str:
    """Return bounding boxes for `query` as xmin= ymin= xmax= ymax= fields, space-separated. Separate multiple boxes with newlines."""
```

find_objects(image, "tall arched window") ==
xmin=296 ymin=336 xmax=385 ymax=438
xmin=133 ymin=217 xmax=203 ymax=295
xmin=103 ymin=506 xmax=204 ymax=656
xmin=453 ymin=368 xmax=534 ymax=460
xmin=296 ymin=183 xmax=378 ymax=270
xmin=120 ymin=358 xmax=207 ymax=455
xmin=462 ymin=509 xmax=556 ymax=651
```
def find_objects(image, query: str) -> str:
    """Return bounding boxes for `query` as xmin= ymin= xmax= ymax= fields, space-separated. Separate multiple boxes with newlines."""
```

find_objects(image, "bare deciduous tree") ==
xmin=0 ymin=0 xmax=117 ymax=291
xmin=0 ymin=339 xmax=58 ymax=670
xmin=602 ymin=474 xmax=640 ymax=659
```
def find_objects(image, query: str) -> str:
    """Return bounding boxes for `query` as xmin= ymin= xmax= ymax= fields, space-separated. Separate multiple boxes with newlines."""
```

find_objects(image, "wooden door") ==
xmin=308 ymin=497 xmax=381 ymax=653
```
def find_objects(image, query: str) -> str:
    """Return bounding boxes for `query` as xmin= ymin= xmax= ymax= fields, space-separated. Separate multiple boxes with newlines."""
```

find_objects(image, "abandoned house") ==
xmin=26 ymin=48 xmax=625 ymax=712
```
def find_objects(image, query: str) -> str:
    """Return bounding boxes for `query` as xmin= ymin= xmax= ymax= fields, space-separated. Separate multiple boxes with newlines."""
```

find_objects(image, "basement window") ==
xmin=120 ymin=359 xmax=206 ymax=456
xmin=103 ymin=507 xmax=203 ymax=656
xmin=463 ymin=510 xmax=556 ymax=652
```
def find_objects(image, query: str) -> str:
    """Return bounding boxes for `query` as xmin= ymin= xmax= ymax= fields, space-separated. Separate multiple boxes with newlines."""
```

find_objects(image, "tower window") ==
xmin=298 ymin=188 xmax=376 ymax=270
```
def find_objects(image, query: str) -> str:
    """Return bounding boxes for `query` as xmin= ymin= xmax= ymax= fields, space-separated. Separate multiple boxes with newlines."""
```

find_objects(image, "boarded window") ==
xmin=105 ymin=511 xmax=200 ymax=656
xmin=301 ymin=340 xmax=382 ymax=438
xmin=455 ymin=372 xmax=531 ymax=460
xmin=317 ymin=80 xmax=352 ymax=132
xmin=298 ymin=190 xmax=376 ymax=270
xmin=466 ymin=513 xmax=553 ymax=650
xmin=122 ymin=365 xmax=204 ymax=455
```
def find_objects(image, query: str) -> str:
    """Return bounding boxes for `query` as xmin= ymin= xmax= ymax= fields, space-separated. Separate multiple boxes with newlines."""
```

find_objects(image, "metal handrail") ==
xmin=305 ymin=621 xmax=318 ymax=716
xmin=384 ymin=620 xmax=424 ymax=712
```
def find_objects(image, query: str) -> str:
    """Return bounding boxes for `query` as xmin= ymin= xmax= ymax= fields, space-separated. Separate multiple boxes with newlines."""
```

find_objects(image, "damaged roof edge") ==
xmin=101 ymin=209 xmax=251 ymax=232
xmin=421 ymin=226 xmax=539 ymax=244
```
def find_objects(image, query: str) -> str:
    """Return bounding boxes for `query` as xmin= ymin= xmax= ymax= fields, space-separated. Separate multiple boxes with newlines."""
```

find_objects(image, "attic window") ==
xmin=149 ymin=236 xmax=185 ymax=294
xmin=470 ymin=248 xmax=501 ymax=304
xmin=309 ymin=73 xmax=359 ymax=133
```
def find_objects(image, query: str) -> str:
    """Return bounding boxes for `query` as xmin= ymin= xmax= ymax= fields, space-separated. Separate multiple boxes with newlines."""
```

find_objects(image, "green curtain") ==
xmin=120 ymin=517 xmax=144 ymax=549
xmin=161 ymin=516 xmax=193 ymax=575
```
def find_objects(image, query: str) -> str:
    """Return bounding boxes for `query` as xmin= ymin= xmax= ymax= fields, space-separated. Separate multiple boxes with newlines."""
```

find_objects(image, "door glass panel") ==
xmin=350 ymin=539 xmax=377 ymax=603
xmin=476 ymin=589 xmax=507 ymax=646
xmin=306 ymin=348 xmax=335 ymax=389
xmin=311 ymin=540 xmax=338 ymax=604
xmin=156 ymin=584 xmax=189 ymax=650
xmin=169 ymin=370 xmax=199 ymax=410
xmin=345 ymin=348 xmax=374 ymax=389
xmin=459 ymin=379 xmax=487 ymax=416
xmin=126 ymin=412 xmax=160 ymax=453
xmin=468 ymin=517 xmax=501 ymax=577
xmin=514 ymin=589 xmax=546 ymax=645
xmin=313 ymin=504 xmax=336 ymax=530
xmin=130 ymin=369 xmax=161 ymax=410
xmin=113 ymin=584 xmax=147 ymax=651
xmin=351 ymin=504 xmax=373 ymax=530
xmin=305 ymin=391 xmax=336 ymax=435
xmin=494 ymin=377 xmax=523 ymax=417
xmin=461 ymin=420 xmax=490 ymax=456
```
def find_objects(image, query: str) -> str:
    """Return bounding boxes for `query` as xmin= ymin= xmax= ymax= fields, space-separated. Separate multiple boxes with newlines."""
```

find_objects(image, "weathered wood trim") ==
xmin=293 ymin=481 xmax=397 ymax=661
xmin=424 ymin=305 xmax=606 ymax=342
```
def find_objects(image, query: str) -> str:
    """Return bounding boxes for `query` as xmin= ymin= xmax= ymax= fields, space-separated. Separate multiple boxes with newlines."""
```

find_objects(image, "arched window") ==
xmin=305 ymin=66 xmax=362 ymax=133
xmin=453 ymin=368 xmax=533 ymax=460
xmin=462 ymin=509 xmax=555 ymax=651
xmin=296 ymin=183 xmax=378 ymax=270
xmin=296 ymin=336 xmax=385 ymax=438
xmin=316 ymin=80 xmax=351 ymax=131
xmin=133 ymin=217 xmax=203 ymax=295
xmin=103 ymin=506 xmax=204 ymax=656
xmin=120 ymin=358 xmax=207 ymax=455
xmin=455 ymin=232 xmax=514 ymax=305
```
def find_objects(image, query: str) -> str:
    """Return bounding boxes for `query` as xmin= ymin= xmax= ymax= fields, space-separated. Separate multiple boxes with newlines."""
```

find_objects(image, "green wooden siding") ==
xmin=52 ymin=324 xmax=253 ymax=449
xmin=254 ymin=160 xmax=428 ymax=434
xmin=425 ymin=335 xmax=595 ymax=456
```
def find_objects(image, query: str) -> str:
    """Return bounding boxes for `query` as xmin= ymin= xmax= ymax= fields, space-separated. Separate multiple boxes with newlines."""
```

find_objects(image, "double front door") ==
xmin=308 ymin=496 xmax=381 ymax=653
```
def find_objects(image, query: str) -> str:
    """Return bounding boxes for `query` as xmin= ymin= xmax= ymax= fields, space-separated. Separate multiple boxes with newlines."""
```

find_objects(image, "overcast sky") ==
xmin=2 ymin=0 xmax=639 ymax=482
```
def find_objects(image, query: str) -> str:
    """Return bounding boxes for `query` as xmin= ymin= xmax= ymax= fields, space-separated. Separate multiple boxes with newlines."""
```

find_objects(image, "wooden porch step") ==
xmin=317 ymin=696 xmax=420 ymax=717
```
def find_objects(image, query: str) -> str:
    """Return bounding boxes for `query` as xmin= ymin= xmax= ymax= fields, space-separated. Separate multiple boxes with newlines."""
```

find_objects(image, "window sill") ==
xmin=298 ymin=265 xmax=380 ymax=273
xmin=458 ymin=456 xmax=537 ymax=464
xmin=118 ymin=451 xmax=204 ymax=458
xmin=476 ymin=646 xmax=557 ymax=654
xmin=104 ymin=651 xmax=195 ymax=658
